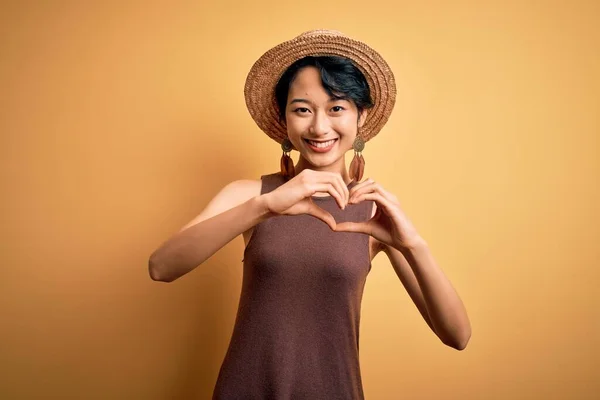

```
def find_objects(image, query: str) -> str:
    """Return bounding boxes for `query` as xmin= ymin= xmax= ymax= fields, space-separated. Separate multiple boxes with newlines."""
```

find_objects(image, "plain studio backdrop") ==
xmin=1 ymin=1 xmax=598 ymax=399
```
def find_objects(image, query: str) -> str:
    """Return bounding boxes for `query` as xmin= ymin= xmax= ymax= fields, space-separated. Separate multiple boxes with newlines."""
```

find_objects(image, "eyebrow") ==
xmin=289 ymin=98 xmax=311 ymax=105
xmin=288 ymin=96 xmax=350 ymax=105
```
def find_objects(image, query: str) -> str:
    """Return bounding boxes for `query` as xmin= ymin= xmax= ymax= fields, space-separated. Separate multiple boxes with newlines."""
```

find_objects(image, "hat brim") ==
xmin=244 ymin=31 xmax=397 ymax=144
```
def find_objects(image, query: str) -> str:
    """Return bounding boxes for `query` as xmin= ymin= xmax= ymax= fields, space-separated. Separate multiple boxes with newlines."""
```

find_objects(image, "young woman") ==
xmin=149 ymin=30 xmax=471 ymax=400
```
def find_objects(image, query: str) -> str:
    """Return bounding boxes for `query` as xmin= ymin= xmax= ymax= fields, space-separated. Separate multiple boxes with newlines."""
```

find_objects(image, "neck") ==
xmin=294 ymin=154 xmax=352 ymax=186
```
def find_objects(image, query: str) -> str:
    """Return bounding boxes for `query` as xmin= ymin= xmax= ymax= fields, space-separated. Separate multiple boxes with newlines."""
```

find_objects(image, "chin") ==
xmin=306 ymin=153 xmax=342 ymax=168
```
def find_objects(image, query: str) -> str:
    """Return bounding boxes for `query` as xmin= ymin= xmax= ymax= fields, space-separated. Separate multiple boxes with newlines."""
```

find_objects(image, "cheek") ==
xmin=285 ymin=115 xmax=308 ymax=133
xmin=333 ymin=116 xmax=358 ymax=133
xmin=284 ymin=119 xmax=306 ymax=148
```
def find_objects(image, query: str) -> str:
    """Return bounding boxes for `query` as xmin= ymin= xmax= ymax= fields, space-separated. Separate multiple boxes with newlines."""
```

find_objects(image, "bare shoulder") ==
xmin=177 ymin=179 xmax=262 ymax=233
xmin=203 ymin=179 xmax=262 ymax=215
xmin=223 ymin=179 xmax=262 ymax=199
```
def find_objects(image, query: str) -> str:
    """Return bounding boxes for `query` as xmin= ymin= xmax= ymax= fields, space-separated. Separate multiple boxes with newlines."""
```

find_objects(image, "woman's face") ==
xmin=284 ymin=66 xmax=366 ymax=170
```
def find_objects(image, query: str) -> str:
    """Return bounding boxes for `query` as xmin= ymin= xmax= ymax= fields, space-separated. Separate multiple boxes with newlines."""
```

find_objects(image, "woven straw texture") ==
xmin=244 ymin=30 xmax=396 ymax=144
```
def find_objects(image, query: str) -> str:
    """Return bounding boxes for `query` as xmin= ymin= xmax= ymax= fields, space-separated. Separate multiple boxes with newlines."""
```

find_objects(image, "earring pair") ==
xmin=279 ymin=135 xmax=366 ymax=181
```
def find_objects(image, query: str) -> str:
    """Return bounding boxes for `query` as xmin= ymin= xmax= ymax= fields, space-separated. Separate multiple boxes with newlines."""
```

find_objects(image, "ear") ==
xmin=278 ymin=105 xmax=287 ymax=127
xmin=358 ymin=109 xmax=368 ymax=128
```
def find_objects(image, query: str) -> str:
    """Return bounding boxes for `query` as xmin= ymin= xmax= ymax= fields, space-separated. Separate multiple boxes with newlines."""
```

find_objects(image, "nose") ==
xmin=308 ymin=110 xmax=331 ymax=136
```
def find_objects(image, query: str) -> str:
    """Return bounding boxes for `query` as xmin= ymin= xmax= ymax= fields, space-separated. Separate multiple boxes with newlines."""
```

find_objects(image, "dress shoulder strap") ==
xmin=259 ymin=172 xmax=286 ymax=195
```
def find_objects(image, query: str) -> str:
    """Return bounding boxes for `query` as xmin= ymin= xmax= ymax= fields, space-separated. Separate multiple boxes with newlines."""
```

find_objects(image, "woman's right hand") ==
xmin=262 ymin=170 xmax=350 ymax=230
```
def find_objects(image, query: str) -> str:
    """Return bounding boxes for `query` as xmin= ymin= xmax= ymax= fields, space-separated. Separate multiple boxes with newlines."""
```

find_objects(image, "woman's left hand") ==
xmin=335 ymin=178 xmax=422 ymax=251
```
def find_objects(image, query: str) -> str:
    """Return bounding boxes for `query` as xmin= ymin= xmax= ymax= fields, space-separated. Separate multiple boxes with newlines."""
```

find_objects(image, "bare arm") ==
xmin=382 ymin=243 xmax=437 ymax=334
xmin=149 ymin=170 xmax=354 ymax=283
xmin=384 ymin=239 xmax=471 ymax=350
xmin=148 ymin=180 xmax=270 ymax=282
xmin=344 ymin=185 xmax=471 ymax=350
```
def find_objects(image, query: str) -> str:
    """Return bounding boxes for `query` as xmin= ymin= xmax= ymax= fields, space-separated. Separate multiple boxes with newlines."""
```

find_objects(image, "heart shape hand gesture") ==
xmin=263 ymin=171 xmax=421 ymax=251
xmin=334 ymin=178 xmax=421 ymax=251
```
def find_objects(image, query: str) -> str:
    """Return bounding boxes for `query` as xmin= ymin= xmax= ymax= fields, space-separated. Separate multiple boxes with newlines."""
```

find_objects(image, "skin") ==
xmin=280 ymin=66 xmax=472 ymax=350
xmin=150 ymin=65 xmax=472 ymax=350
xmin=282 ymin=66 xmax=367 ymax=184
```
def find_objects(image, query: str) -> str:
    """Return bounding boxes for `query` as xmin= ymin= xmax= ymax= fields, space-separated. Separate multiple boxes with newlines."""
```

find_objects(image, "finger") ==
xmin=325 ymin=172 xmax=348 ymax=209
xmin=306 ymin=200 xmax=337 ymax=230
xmin=327 ymin=173 xmax=348 ymax=209
xmin=334 ymin=174 xmax=349 ymax=207
xmin=349 ymin=182 xmax=377 ymax=203
xmin=334 ymin=221 xmax=370 ymax=234
xmin=350 ymin=181 xmax=397 ymax=205
xmin=350 ymin=185 xmax=377 ymax=203
xmin=369 ymin=182 xmax=399 ymax=204
xmin=351 ymin=192 xmax=395 ymax=215
xmin=348 ymin=178 xmax=374 ymax=197
xmin=309 ymin=182 xmax=346 ymax=210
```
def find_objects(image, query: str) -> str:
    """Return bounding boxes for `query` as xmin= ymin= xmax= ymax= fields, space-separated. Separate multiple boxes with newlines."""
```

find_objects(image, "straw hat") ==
xmin=244 ymin=29 xmax=396 ymax=145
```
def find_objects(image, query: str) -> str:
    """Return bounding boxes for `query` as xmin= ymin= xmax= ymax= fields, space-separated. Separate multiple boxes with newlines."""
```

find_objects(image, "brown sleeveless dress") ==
xmin=212 ymin=172 xmax=374 ymax=400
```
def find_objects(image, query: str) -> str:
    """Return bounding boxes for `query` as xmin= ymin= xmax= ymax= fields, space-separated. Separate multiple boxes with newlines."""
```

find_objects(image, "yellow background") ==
xmin=1 ymin=1 xmax=598 ymax=399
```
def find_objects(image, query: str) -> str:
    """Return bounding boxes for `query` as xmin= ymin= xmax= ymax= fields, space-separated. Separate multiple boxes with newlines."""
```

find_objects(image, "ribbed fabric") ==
xmin=213 ymin=172 xmax=374 ymax=400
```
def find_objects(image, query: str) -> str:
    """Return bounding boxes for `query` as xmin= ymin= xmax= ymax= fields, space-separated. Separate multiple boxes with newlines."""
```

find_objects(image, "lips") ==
xmin=303 ymin=138 xmax=338 ymax=153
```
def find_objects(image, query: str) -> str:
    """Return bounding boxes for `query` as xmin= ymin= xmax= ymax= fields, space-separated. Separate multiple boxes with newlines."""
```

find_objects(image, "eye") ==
xmin=293 ymin=107 xmax=310 ymax=113
xmin=331 ymin=106 xmax=345 ymax=112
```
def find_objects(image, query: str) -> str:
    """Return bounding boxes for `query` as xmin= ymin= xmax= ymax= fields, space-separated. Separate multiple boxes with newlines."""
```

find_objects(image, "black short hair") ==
xmin=274 ymin=56 xmax=374 ymax=123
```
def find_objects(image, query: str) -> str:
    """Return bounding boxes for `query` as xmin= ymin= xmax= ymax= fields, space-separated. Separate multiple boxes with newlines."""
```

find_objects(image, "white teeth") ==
xmin=308 ymin=139 xmax=336 ymax=148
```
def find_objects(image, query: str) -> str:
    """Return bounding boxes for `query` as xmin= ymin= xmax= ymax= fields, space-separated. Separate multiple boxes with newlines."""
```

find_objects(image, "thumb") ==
xmin=334 ymin=221 xmax=369 ymax=234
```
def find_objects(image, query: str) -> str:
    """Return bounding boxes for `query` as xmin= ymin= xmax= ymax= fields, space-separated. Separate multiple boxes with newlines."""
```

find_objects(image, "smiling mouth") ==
xmin=303 ymin=138 xmax=338 ymax=148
